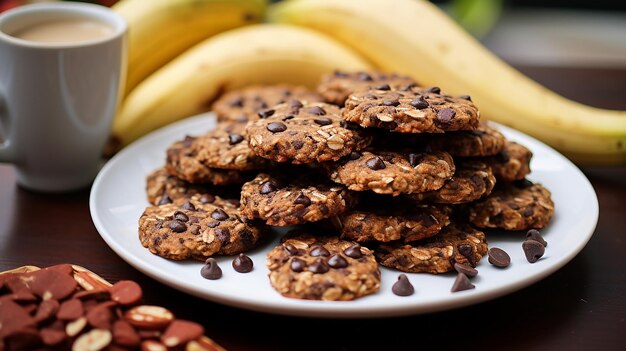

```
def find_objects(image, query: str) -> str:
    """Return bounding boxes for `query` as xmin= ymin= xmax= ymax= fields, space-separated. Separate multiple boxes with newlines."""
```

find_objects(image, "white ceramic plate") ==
xmin=90 ymin=113 xmax=598 ymax=318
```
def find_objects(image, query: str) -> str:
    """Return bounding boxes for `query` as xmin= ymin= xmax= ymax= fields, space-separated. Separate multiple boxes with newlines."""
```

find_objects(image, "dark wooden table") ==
xmin=1 ymin=66 xmax=625 ymax=351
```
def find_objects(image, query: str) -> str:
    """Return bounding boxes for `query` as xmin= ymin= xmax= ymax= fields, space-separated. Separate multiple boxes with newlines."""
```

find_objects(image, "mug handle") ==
xmin=0 ymin=90 xmax=14 ymax=162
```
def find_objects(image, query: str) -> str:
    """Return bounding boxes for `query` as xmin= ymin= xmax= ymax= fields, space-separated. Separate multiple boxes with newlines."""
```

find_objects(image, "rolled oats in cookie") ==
xmin=484 ymin=141 xmax=532 ymax=181
xmin=245 ymin=101 xmax=372 ymax=164
xmin=323 ymin=149 xmax=455 ymax=196
xmin=266 ymin=231 xmax=381 ymax=301
xmin=343 ymin=86 xmax=480 ymax=133
xmin=211 ymin=84 xmax=323 ymax=124
xmin=375 ymin=223 xmax=488 ymax=274
xmin=138 ymin=198 xmax=266 ymax=261
xmin=146 ymin=167 xmax=241 ymax=207
xmin=317 ymin=70 xmax=418 ymax=106
xmin=240 ymin=172 xmax=357 ymax=226
xmin=467 ymin=179 xmax=554 ymax=231
xmin=419 ymin=122 xmax=506 ymax=157
xmin=338 ymin=195 xmax=451 ymax=243
xmin=406 ymin=160 xmax=496 ymax=204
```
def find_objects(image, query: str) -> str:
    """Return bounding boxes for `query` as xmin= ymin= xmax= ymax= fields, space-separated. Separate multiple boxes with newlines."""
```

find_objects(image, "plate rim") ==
xmin=89 ymin=113 xmax=599 ymax=318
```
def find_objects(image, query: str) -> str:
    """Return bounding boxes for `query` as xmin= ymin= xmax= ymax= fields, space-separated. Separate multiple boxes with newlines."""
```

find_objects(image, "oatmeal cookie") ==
xmin=246 ymin=101 xmax=372 ymax=164
xmin=421 ymin=122 xmax=506 ymax=157
xmin=266 ymin=231 xmax=380 ymax=301
xmin=317 ymin=70 xmax=417 ymax=106
xmin=240 ymin=172 xmax=357 ymax=226
xmin=375 ymin=223 xmax=488 ymax=274
xmin=323 ymin=149 xmax=455 ymax=196
xmin=467 ymin=180 xmax=554 ymax=231
xmin=484 ymin=141 xmax=532 ymax=181
xmin=343 ymin=86 xmax=480 ymax=133
xmin=138 ymin=198 xmax=266 ymax=261
xmin=211 ymin=84 xmax=323 ymax=124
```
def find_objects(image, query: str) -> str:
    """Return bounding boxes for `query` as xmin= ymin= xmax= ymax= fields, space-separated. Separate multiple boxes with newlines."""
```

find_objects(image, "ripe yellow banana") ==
xmin=112 ymin=0 xmax=267 ymax=97
xmin=111 ymin=24 xmax=372 ymax=149
xmin=269 ymin=0 xmax=626 ymax=165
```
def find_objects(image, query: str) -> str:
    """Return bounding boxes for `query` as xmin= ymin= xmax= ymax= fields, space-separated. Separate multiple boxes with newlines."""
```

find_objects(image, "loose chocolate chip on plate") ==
xmin=228 ymin=133 xmax=244 ymax=145
xmin=526 ymin=229 xmax=547 ymax=247
xmin=267 ymin=122 xmax=287 ymax=133
xmin=366 ymin=156 xmax=386 ymax=170
xmin=522 ymin=240 xmax=545 ymax=263
xmin=453 ymin=263 xmax=478 ymax=278
xmin=451 ymin=273 xmax=475 ymax=292
xmin=488 ymin=247 xmax=511 ymax=268
xmin=200 ymin=258 xmax=222 ymax=280
xmin=392 ymin=274 xmax=415 ymax=296
xmin=232 ymin=253 xmax=254 ymax=273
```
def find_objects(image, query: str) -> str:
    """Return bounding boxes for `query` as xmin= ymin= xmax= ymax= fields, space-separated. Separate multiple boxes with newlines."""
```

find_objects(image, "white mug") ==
xmin=0 ymin=2 xmax=127 ymax=192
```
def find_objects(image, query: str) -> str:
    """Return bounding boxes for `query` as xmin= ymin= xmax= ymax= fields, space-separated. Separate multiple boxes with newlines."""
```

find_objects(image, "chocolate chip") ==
xmin=258 ymin=109 xmax=275 ymax=118
xmin=235 ymin=115 xmax=249 ymax=123
xmin=293 ymin=193 xmax=311 ymax=206
xmin=200 ymin=258 xmax=222 ymax=280
xmin=282 ymin=115 xmax=295 ymax=121
xmin=382 ymin=99 xmax=400 ymax=106
xmin=522 ymin=240 xmax=545 ymax=263
xmin=488 ymin=247 xmax=510 ymax=268
xmin=228 ymin=133 xmax=244 ymax=145
xmin=158 ymin=195 xmax=172 ymax=205
xmin=310 ymin=246 xmax=330 ymax=257
xmin=343 ymin=244 xmax=363 ymax=258
xmin=232 ymin=253 xmax=253 ymax=273
xmin=173 ymin=211 xmax=189 ymax=222
xmin=349 ymin=151 xmax=362 ymax=160
xmin=334 ymin=70 xmax=349 ymax=77
xmin=453 ymin=263 xmax=478 ymax=278
xmin=327 ymin=254 xmax=348 ymax=268
xmin=426 ymin=86 xmax=441 ymax=94
xmin=308 ymin=259 xmax=330 ymax=274
xmin=182 ymin=135 xmax=195 ymax=147
xmin=292 ymin=140 xmax=304 ymax=149
xmin=366 ymin=156 xmax=386 ymax=170
xmin=437 ymin=108 xmax=456 ymax=123
xmin=374 ymin=83 xmax=390 ymax=90
xmin=168 ymin=221 xmax=186 ymax=233
xmin=229 ymin=97 xmax=244 ymax=107
xmin=215 ymin=228 xmax=230 ymax=243
xmin=289 ymin=100 xmax=303 ymax=109
xmin=308 ymin=106 xmax=326 ymax=116
xmin=283 ymin=243 xmax=299 ymax=256
xmin=410 ymin=97 xmax=429 ymax=109
xmin=458 ymin=244 xmax=476 ymax=267
xmin=459 ymin=95 xmax=472 ymax=101
xmin=180 ymin=201 xmax=195 ymax=211
xmin=526 ymin=229 xmax=547 ymax=247
xmin=260 ymin=181 xmax=277 ymax=194
xmin=267 ymin=122 xmax=287 ymax=133
xmin=450 ymin=273 xmax=475 ymax=292
xmin=523 ymin=207 xmax=534 ymax=217
xmin=314 ymin=118 xmax=332 ymax=126
xmin=392 ymin=274 xmax=414 ymax=296
xmin=200 ymin=194 xmax=215 ymax=204
xmin=210 ymin=208 xmax=229 ymax=221
xmin=290 ymin=258 xmax=306 ymax=272
xmin=357 ymin=72 xmax=372 ymax=81
xmin=408 ymin=153 xmax=421 ymax=167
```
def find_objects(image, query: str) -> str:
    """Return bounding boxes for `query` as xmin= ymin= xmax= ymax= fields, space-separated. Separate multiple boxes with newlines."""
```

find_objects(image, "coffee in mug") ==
xmin=10 ymin=18 xmax=114 ymax=44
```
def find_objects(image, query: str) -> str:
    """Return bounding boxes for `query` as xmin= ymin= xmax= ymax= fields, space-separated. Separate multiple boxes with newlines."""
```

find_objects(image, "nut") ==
xmin=124 ymin=305 xmax=174 ymax=330
xmin=71 ymin=328 xmax=112 ymax=351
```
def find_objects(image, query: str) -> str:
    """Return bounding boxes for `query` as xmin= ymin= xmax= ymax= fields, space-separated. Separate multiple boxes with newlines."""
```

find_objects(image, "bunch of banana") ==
xmin=110 ymin=24 xmax=372 ymax=149
xmin=112 ymin=0 xmax=267 ymax=97
xmin=269 ymin=0 xmax=626 ymax=165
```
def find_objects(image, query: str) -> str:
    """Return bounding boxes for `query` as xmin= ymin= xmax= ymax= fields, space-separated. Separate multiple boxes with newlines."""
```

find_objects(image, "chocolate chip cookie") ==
xmin=139 ymin=198 xmax=266 ymax=261
xmin=266 ymin=231 xmax=381 ymax=301
xmin=211 ymin=84 xmax=323 ymax=124
xmin=324 ymin=149 xmax=455 ymax=196
xmin=343 ymin=86 xmax=480 ymax=133
xmin=484 ymin=141 xmax=533 ymax=181
xmin=375 ymin=223 xmax=489 ymax=274
xmin=467 ymin=180 xmax=554 ymax=231
xmin=338 ymin=197 xmax=451 ymax=243
xmin=240 ymin=172 xmax=357 ymax=226
xmin=246 ymin=101 xmax=372 ymax=164
xmin=146 ymin=167 xmax=240 ymax=207
xmin=421 ymin=122 xmax=507 ymax=157
xmin=317 ymin=70 xmax=418 ymax=106
xmin=406 ymin=160 xmax=496 ymax=204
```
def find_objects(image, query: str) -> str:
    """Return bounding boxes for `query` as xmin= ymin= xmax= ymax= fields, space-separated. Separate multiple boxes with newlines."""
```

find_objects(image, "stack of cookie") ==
xmin=138 ymin=72 xmax=554 ymax=301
